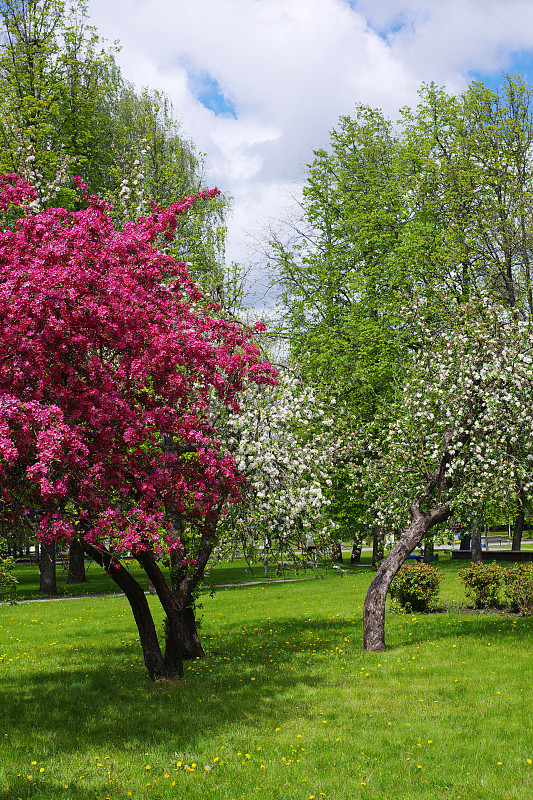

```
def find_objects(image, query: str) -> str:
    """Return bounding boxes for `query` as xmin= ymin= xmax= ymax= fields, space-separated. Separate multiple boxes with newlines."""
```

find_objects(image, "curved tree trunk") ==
xmin=82 ymin=541 xmax=167 ymax=681
xmin=363 ymin=437 xmax=453 ymax=651
xmin=80 ymin=507 xmax=221 ymax=681
xmin=363 ymin=505 xmax=450 ymax=650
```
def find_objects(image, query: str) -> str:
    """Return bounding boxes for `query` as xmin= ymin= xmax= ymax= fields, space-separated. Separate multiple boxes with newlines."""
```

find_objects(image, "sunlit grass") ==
xmin=11 ymin=553 xmax=363 ymax=601
xmin=1 ymin=559 xmax=532 ymax=799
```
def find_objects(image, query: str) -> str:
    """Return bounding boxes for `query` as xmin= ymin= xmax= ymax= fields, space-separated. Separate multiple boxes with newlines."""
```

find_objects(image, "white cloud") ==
xmin=87 ymin=0 xmax=533 ymax=303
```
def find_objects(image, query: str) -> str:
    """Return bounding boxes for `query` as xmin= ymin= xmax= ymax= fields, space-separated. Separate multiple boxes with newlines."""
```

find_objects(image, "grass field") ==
xmin=1 ymin=555 xmax=532 ymax=799
xmin=9 ymin=554 xmax=337 ymax=601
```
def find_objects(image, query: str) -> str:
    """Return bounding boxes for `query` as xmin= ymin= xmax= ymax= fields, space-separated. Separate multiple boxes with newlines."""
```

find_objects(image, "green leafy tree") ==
xmin=271 ymin=74 xmax=533 ymax=549
xmin=0 ymin=0 xmax=120 ymax=207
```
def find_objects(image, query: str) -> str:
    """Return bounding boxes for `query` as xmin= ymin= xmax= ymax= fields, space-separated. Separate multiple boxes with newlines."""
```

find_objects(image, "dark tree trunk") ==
xmin=364 ymin=436 xmax=453 ymax=651
xmin=180 ymin=606 xmax=205 ymax=659
xmin=371 ymin=525 xmax=383 ymax=568
xmin=332 ymin=539 xmax=343 ymax=563
xmin=162 ymin=605 xmax=205 ymax=676
xmin=350 ymin=538 xmax=362 ymax=564
xmin=471 ymin=518 xmax=482 ymax=563
xmin=423 ymin=537 xmax=434 ymax=564
xmin=79 ymin=507 xmax=221 ymax=681
xmin=139 ymin=508 xmax=221 ymax=676
xmin=512 ymin=507 xmax=525 ymax=552
xmin=39 ymin=542 xmax=57 ymax=595
xmin=459 ymin=533 xmax=471 ymax=550
xmin=82 ymin=541 xmax=168 ymax=680
xmin=67 ymin=538 xmax=87 ymax=584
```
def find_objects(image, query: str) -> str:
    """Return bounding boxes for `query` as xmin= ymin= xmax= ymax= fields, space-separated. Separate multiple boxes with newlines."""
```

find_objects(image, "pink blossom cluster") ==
xmin=0 ymin=175 xmax=277 ymax=555
xmin=0 ymin=174 xmax=36 ymax=209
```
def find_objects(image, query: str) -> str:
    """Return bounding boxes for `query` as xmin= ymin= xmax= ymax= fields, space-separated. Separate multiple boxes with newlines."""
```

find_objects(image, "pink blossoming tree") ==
xmin=0 ymin=174 xmax=276 ymax=680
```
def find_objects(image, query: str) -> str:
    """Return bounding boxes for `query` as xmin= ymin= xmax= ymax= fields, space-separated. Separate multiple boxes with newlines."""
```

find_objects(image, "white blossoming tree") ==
xmin=218 ymin=373 xmax=340 ymax=574
xmin=357 ymin=299 xmax=533 ymax=650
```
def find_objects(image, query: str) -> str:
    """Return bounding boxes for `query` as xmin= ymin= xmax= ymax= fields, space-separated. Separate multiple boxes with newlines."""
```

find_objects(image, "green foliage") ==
xmin=459 ymin=562 xmax=504 ymax=608
xmin=502 ymin=563 xmax=533 ymax=615
xmin=272 ymin=75 xmax=533 ymax=413
xmin=0 ymin=536 xmax=17 ymax=602
xmin=389 ymin=561 xmax=443 ymax=612
xmin=0 ymin=0 xmax=121 ymax=208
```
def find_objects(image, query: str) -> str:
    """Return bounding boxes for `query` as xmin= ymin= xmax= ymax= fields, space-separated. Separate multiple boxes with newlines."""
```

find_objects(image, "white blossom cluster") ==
xmin=12 ymin=128 xmax=74 ymax=212
xmin=116 ymin=138 xmax=150 ymax=219
xmin=355 ymin=299 xmax=533 ymax=536
xmin=217 ymin=373 xmax=340 ymax=567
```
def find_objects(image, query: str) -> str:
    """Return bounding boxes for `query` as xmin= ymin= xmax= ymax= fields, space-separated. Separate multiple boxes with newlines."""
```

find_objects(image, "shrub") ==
xmin=502 ymin=563 xmax=533 ymax=615
xmin=389 ymin=562 xmax=443 ymax=612
xmin=0 ymin=536 xmax=17 ymax=603
xmin=458 ymin=562 xmax=503 ymax=608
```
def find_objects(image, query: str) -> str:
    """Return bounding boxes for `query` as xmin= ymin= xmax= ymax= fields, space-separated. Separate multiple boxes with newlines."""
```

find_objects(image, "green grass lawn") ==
xmin=9 ymin=555 xmax=325 ymax=601
xmin=1 ymin=557 xmax=532 ymax=799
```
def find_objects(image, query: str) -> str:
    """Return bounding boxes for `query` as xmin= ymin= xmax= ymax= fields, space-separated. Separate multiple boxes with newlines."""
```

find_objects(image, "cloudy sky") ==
xmin=88 ymin=0 xmax=533 ymax=304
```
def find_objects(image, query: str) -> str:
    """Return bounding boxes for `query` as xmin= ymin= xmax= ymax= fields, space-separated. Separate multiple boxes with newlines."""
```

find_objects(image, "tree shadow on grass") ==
xmin=1 ymin=596 xmax=531 ymax=766
xmin=3 ymin=777 xmax=105 ymax=800
xmin=0 ymin=611 xmax=361 ymax=757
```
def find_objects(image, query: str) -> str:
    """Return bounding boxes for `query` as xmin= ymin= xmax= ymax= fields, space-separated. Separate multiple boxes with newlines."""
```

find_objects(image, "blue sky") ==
xmin=471 ymin=51 xmax=533 ymax=92
xmin=86 ymin=0 xmax=533 ymax=303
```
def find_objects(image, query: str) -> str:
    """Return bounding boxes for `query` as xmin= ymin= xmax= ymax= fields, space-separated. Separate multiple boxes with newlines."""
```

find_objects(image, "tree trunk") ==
xmin=332 ymin=539 xmax=343 ymax=563
xmin=364 ymin=504 xmax=450 ymax=650
xmin=39 ymin=542 xmax=57 ymax=595
xmin=82 ymin=541 xmax=168 ymax=681
xmin=423 ymin=537 xmax=434 ymax=564
xmin=350 ymin=538 xmax=362 ymax=564
xmin=512 ymin=508 xmax=525 ymax=552
xmin=67 ymin=538 xmax=87 ymax=584
xmin=459 ymin=532 xmax=471 ymax=550
xmin=163 ymin=605 xmax=205 ymax=676
xmin=364 ymin=437 xmax=453 ymax=652
xmin=471 ymin=518 xmax=482 ymax=563
xmin=371 ymin=525 xmax=383 ymax=568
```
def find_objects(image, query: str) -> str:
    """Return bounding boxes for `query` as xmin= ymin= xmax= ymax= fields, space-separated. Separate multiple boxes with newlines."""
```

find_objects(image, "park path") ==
xmin=3 ymin=577 xmax=309 ymax=604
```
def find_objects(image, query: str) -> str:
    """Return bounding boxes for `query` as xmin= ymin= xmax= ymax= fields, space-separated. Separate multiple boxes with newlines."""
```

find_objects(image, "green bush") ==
xmin=459 ymin=562 xmax=503 ymax=608
xmin=502 ymin=563 xmax=533 ymax=615
xmin=0 ymin=536 xmax=17 ymax=603
xmin=389 ymin=561 xmax=443 ymax=612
